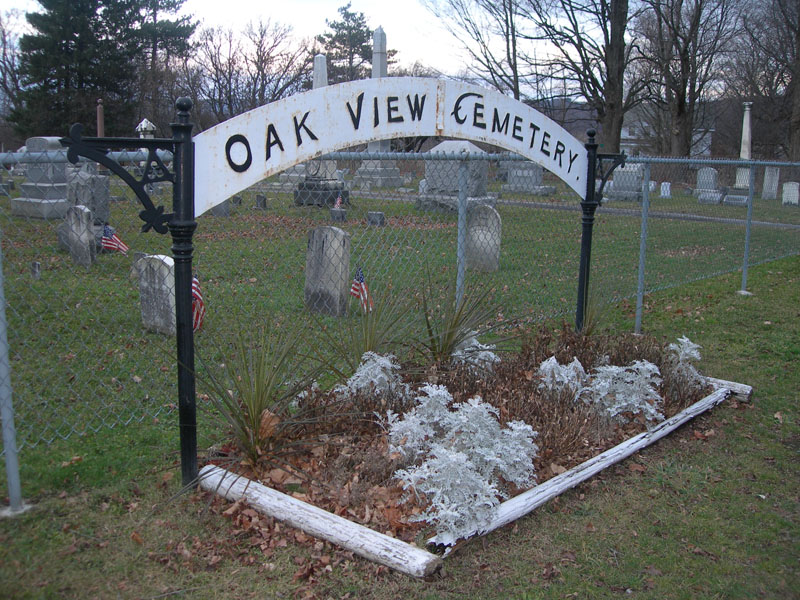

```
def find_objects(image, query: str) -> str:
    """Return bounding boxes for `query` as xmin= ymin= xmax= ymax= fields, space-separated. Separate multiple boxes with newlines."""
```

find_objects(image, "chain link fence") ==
xmin=0 ymin=144 xmax=798 ymax=463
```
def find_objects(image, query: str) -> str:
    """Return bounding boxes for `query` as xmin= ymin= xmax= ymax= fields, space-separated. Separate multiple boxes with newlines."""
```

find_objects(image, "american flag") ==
xmin=101 ymin=225 xmax=129 ymax=255
xmin=192 ymin=276 xmax=206 ymax=332
xmin=350 ymin=266 xmax=373 ymax=312
xmin=333 ymin=193 xmax=343 ymax=209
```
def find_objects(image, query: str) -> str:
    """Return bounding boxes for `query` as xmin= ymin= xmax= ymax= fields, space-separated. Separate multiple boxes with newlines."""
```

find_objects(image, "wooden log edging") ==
xmin=705 ymin=376 xmax=753 ymax=402
xmin=198 ymin=464 xmax=442 ymax=578
xmin=482 ymin=387 xmax=730 ymax=535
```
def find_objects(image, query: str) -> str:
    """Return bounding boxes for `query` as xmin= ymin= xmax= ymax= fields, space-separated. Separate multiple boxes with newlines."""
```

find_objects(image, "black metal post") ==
xmin=576 ymin=129 xmax=599 ymax=332
xmin=169 ymin=98 xmax=198 ymax=486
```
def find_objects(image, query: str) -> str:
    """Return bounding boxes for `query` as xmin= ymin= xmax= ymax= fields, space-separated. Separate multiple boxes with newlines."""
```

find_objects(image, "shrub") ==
xmin=388 ymin=384 xmax=538 ymax=546
xmin=579 ymin=361 xmax=664 ymax=426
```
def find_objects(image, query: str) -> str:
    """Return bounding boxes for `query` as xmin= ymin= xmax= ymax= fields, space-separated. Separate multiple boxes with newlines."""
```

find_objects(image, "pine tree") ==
xmin=316 ymin=3 xmax=373 ymax=84
xmin=10 ymin=0 xmax=194 ymax=138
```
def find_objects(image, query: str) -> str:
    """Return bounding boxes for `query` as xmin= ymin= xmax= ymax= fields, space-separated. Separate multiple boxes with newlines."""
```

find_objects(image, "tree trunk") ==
xmin=671 ymin=103 xmax=693 ymax=156
xmin=600 ymin=0 xmax=629 ymax=153
xmin=791 ymin=17 xmax=800 ymax=160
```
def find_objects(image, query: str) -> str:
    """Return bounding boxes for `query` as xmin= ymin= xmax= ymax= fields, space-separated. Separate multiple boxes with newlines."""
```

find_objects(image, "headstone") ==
xmin=255 ymin=194 xmax=267 ymax=209
xmin=304 ymin=226 xmax=351 ymax=316
xmin=30 ymin=261 xmax=41 ymax=280
xmin=501 ymin=161 xmax=555 ymax=195
xmin=330 ymin=207 xmax=347 ymax=222
xmin=367 ymin=211 xmax=386 ymax=226
xmin=694 ymin=167 xmax=724 ymax=203
xmin=64 ymin=205 xmax=96 ymax=267
xmin=11 ymin=136 xmax=71 ymax=219
xmin=294 ymin=178 xmax=348 ymax=206
xmin=351 ymin=27 xmax=403 ymax=188
xmin=465 ymin=205 xmax=501 ymax=272
xmin=137 ymin=254 xmax=176 ymax=335
xmin=67 ymin=170 xmax=110 ymax=223
xmin=660 ymin=182 xmax=671 ymax=198
xmin=424 ymin=140 xmax=488 ymax=197
xmin=734 ymin=102 xmax=753 ymax=189
xmin=782 ymin=182 xmax=799 ymax=206
xmin=210 ymin=199 xmax=230 ymax=217
xmin=605 ymin=164 xmax=644 ymax=202
xmin=762 ymin=167 xmax=780 ymax=200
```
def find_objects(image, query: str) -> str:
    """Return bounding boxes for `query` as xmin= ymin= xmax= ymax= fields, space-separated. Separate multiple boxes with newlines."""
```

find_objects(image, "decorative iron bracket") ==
xmin=594 ymin=152 xmax=626 ymax=205
xmin=60 ymin=123 xmax=176 ymax=234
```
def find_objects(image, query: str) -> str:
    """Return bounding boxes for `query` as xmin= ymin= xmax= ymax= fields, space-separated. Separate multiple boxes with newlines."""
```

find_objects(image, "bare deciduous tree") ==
xmin=635 ymin=0 xmax=739 ymax=156
xmin=195 ymin=20 xmax=311 ymax=124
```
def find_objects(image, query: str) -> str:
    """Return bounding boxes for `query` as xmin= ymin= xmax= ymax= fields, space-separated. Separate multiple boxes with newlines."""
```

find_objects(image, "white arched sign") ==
xmin=194 ymin=78 xmax=588 ymax=216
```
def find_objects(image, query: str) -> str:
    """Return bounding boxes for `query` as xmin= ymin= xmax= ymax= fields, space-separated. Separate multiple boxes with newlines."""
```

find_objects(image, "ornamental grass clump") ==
xmin=388 ymin=384 xmax=538 ymax=546
xmin=200 ymin=327 xmax=320 ymax=467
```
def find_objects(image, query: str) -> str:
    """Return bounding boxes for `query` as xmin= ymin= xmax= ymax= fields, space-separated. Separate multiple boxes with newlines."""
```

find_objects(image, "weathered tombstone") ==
xmin=367 ymin=211 xmax=386 ymax=226
xmin=67 ymin=170 xmax=110 ymax=223
xmin=762 ymin=167 xmax=780 ymax=200
xmin=660 ymin=182 xmax=671 ymax=198
xmin=501 ymin=161 xmax=555 ymax=196
xmin=330 ymin=207 xmax=347 ymax=222
xmin=30 ymin=261 xmax=41 ymax=280
xmin=210 ymin=199 xmax=230 ymax=217
xmin=137 ymin=254 xmax=176 ymax=335
xmin=605 ymin=164 xmax=644 ymax=202
xmin=352 ymin=27 xmax=403 ymax=188
xmin=781 ymin=182 xmax=799 ymax=206
xmin=255 ymin=194 xmax=267 ymax=209
xmin=417 ymin=140 xmax=495 ymax=212
xmin=64 ymin=205 xmax=96 ymax=267
xmin=694 ymin=167 xmax=724 ymax=203
xmin=304 ymin=226 xmax=351 ymax=316
xmin=11 ymin=136 xmax=71 ymax=219
xmin=734 ymin=102 xmax=753 ymax=189
xmin=465 ymin=205 xmax=501 ymax=272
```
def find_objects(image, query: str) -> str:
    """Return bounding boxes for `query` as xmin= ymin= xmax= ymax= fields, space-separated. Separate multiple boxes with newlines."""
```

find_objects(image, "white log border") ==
xmin=198 ymin=464 xmax=443 ymax=578
xmin=200 ymin=381 xmax=748 ymax=577
xmin=482 ymin=387 xmax=730 ymax=535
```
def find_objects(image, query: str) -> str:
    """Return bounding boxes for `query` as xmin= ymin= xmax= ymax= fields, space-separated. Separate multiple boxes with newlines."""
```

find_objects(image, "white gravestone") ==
xmin=660 ymin=182 xmax=671 ymax=198
xmin=762 ymin=167 xmax=780 ymax=201
xmin=304 ymin=226 xmax=351 ymax=316
xmin=605 ymin=164 xmax=644 ymax=202
xmin=501 ymin=162 xmax=555 ymax=195
xmin=137 ymin=255 xmax=176 ymax=335
xmin=466 ymin=205 xmax=502 ymax=272
xmin=781 ymin=182 xmax=799 ymax=206
xmin=352 ymin=27 xmax=403 ymax=188
xmin=67 ymin=170 xmax=110 ymax=223
xmin=695 ymin=167 xmax=724 ymax=203
xmin=11 ymin=136 xmax=71 ymax=219
xmin=64 ymin=205 xmax=96 ymax=267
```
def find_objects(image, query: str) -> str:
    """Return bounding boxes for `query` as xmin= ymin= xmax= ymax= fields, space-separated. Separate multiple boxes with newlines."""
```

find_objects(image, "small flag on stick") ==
xmin=333 ymin=193 xmax=343 ymax=209
xmin=192 ymin=276 xmax=206 ymax=332
xmin=101 ymin=225 xmax=129 ymax=255
xmin=350 ymin=266 xmax=373 ymax=312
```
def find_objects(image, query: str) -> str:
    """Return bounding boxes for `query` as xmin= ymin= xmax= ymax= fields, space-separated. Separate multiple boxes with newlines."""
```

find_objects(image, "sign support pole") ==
xmin=170 ymin=98 xmax=198 ymax=487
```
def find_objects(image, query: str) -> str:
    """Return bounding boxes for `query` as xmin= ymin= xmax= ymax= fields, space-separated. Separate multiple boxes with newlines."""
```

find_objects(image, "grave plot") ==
xmin=196 ymin=324 xmax=751 ymax=578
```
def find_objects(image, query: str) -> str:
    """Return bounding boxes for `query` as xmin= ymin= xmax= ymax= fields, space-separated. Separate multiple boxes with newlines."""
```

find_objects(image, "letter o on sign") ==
xmin=225 ymin=134 xmax=252 ymax=173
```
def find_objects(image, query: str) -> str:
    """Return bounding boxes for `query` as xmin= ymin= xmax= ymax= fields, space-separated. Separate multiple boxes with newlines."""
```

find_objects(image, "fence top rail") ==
xmin=0 ymin=149 xmax=172 ymax=167
xmin=626 ymin=155 xmax=800 ymax=168
xmin=324 ymin=151 xmax=531 ymax=161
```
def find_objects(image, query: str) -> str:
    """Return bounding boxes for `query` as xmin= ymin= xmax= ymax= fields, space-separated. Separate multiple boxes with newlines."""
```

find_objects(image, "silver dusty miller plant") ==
xmin=667 ymin=336 xmax=704 ymax=388
xmin=537 ymin=356 xmax=587 ymax=398
xmin=387 ymin=384 xmax=538 ymax=546
xmin=335 ymin=352 xmax=409 ymax=398
xmin=579 ymin=360 xmax=665 ymax=426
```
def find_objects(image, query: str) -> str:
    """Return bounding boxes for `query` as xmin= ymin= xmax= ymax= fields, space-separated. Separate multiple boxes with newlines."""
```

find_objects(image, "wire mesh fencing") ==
xmin=1 ymin=144 xmax=799 ymax=457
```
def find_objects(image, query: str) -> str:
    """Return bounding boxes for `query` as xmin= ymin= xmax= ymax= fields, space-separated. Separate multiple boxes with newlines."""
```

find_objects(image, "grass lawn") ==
xmin=1 ymin=254 xmax=798 ymax=599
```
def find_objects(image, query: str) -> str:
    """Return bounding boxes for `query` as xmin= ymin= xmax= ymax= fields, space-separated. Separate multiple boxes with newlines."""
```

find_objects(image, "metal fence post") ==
xmin=576 ymin=130 xmax=599 ymax=331
xmin=740 ymin=164 xmax=756 ymax=294
xmin=169 ymin=98 xmax=198 ymax=487
xmin=0 ymin=231 xmax=24 ymax=514
xmin=635 ymin=163 xmax=651 ymax=333
xmin=456 ymin=153 xmax=468 ymax=306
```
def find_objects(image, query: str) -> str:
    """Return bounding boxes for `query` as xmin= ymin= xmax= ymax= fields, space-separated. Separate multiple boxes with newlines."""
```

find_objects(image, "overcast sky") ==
xmin=7 ymin=0 xmax=467 ymax=75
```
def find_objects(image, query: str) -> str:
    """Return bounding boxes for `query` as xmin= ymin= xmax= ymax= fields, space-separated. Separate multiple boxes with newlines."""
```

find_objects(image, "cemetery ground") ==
xmin=0 ymin=178 xmax=798 ymax=598
xmin=0 ymin=257 xmax=797 ymax=598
